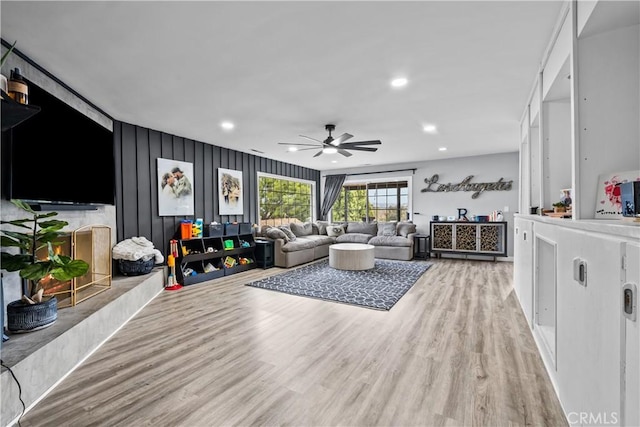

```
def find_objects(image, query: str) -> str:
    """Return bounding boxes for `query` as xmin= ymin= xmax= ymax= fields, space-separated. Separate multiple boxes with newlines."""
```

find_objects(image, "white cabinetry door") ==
xmin=623 ymin=242 xmax=640 ymax=427
xmin=514 ymin=217 xmax=534 ymax=326
xmin=555 ymin=228 xmax=624 ymax=424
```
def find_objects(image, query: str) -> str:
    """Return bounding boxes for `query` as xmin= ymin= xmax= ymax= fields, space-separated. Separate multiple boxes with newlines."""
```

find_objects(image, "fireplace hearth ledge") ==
xmin=0 ymin=268 xmax=165 ymax=427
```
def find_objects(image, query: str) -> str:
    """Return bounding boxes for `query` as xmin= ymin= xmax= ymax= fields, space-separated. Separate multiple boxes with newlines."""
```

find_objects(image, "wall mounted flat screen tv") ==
xmin=2 ymin=81 xmax=115 ymax=207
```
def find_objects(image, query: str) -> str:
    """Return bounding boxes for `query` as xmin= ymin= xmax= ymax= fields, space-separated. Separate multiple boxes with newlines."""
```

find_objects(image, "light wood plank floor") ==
xmin=20 ymin=259 xmax=567 ymax=427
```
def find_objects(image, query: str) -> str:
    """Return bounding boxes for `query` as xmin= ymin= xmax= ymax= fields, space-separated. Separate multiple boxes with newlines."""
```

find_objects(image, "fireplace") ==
xmin=36 ymin=224 xmax=112 ymax=307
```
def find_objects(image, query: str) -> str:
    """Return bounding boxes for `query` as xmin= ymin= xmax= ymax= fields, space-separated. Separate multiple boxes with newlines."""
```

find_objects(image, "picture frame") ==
xmin=218 ymin=168 xmax=244 ymax=215
xmin=594 ymin=170 xmax=640 ymax=218
xmin=157 ymin=158 xmax=194 ymax=216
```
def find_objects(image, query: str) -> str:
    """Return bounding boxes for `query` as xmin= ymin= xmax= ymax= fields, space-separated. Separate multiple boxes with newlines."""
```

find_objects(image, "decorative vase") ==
xmin=6 ymin=296 xmax=58 ymax=333
xmin=554 ymin=206 xmax=566 ymax=213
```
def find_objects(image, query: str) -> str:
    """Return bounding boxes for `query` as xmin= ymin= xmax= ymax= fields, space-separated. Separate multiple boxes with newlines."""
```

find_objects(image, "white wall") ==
xmin=324 ymin=152 xmax=520 ymax=257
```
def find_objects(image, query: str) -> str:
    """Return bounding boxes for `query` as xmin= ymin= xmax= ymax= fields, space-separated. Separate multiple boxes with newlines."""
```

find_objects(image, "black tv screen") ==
xmin=2 ymin=81 xmax=115 ymax=206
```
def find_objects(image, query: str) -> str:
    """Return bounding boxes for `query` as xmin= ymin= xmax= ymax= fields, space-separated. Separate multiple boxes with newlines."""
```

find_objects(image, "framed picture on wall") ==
xmin=157 ymin=158 xmax=194 ymax=216
xmin=594 ymin=170 xmax=640 ymax=218
xmin=218 ymin=168 xmax=244 ymax=215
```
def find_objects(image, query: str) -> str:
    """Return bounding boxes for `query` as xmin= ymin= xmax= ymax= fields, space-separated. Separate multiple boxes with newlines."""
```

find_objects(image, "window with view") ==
xmin=332 ymin=181 xmax=409 ymax=222
xmin=258 ymin=173 xmax=315 ymax=227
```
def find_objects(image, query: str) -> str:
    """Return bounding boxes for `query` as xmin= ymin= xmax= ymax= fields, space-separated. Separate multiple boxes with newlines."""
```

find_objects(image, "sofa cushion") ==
xmin=377 ymin=222 xmax=397 ymax=237
xmin=346 ymin=222 xmax=377 ymax=235
xmin=335 ymin=233 xmax=373 ymax=244
xmin=290 ymin=222 xmax=313 ymax=237
xmin=396 ymin=222 xmax=416 ymax=237
xmin=327 ymin=224 xmax=346 ymax=237
xmin=265 ymin=227 xmax=288 ymax=241
xmin=278 ymin=225 xmax=297 ymax=241
xmin=368 ymin=235 xmax=412 ymax=247
xmin=315 ymin=220 xmax=330 ymax=235
xmin=301 ymin=234 xmax=335 ymax=245
xmin=280 ymin=238 xmax=317 ymax=252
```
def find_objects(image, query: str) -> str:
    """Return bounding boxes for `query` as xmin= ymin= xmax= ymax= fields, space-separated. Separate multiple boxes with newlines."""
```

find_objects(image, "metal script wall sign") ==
xmin=421 ymin=174 xmax=513 ymax=199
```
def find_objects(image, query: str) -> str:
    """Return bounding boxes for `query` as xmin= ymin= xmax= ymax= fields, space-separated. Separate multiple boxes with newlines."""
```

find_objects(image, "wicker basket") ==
xmin=7 ymin=297 xmax=58 ymax=333
xmin=118 ymin=258 xmax=155 ymax=276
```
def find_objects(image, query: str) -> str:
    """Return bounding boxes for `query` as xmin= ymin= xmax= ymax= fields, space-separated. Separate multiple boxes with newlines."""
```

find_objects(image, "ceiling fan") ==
xmin=279 ymin=124 xmax=382 ymax=157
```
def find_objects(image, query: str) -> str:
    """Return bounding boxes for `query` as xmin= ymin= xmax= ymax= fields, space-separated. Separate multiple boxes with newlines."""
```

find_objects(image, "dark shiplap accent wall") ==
xmin=114 ymin=122 xmax=321 ymax=253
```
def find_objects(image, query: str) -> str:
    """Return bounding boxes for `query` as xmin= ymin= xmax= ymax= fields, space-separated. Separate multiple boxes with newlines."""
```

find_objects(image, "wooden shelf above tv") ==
xmin=1 ymin=89 xmax=40 ymax=131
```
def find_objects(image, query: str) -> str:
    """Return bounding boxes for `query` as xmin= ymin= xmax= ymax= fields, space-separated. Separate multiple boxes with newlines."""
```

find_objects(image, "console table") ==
xmin=430 ymin=221 xmax=507 ymax=261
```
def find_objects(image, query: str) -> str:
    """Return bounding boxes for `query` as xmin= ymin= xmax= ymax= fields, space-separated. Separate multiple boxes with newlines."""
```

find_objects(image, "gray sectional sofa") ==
xmin=261 ymin=221 xmax=416 ymax=268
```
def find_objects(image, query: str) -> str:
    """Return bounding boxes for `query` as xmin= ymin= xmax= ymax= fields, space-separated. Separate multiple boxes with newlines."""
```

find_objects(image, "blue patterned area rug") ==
xmin=245 ymin=259 xmax=433 ymax=310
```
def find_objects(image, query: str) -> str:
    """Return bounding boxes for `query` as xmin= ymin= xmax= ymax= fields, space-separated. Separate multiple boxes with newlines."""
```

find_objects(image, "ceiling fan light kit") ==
xmin=280 ymin=123 xmax=382 ymax=158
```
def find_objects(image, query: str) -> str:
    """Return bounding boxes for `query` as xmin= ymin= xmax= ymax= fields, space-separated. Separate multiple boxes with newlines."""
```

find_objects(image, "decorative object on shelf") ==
xmin=278 ymin=123 xmax=382 ymax=158
xmin=595 ymin=170 xmax=640 ymax=219
xmin=218 ymin=168 xmax=244 ymax=215
xmin=7 ymin=67 xmax=28 ymax=104
xmin=619 ymin=181 xmax=640 ymax=218
xmin=157 ymin=158 xmax=194 ymax=216
xmin=192 ymin=218 xmax=203 ymax=238
xmin=0 ymin=199 xmax=90 ymax=333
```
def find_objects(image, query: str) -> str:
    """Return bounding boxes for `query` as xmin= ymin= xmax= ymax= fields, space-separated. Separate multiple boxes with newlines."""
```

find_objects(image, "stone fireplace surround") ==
xmin=0 ymin=269 xmax=164 ymax=426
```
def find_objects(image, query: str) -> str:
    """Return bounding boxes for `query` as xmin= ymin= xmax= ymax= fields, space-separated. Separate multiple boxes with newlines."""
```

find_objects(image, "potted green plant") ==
xmin=552 ymin=201 xmax=567 ymax=213
xmin=1 ymin=199 xmax=89 ymax=332
xmin=1 ymin=40 xmax=17 ymax=92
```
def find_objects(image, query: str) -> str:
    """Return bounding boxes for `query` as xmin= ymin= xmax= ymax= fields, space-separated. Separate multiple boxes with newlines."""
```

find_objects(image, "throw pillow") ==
xmin=265 ymin=227 xmax=288 ymax=241
xmin=396 ymin=222 xmax=417 ymax=237
xmin=290 ymin=222 xmax=313 ymax=237
xmin=278 ymin=225 xmax=297 ymax=241
xmin=327 ymin=224 xmax=345 ymax=237
xmin=315 ymin=220 xmax=329 ymax=235
xmin=380 ymin=222 xmax=397 ymax=236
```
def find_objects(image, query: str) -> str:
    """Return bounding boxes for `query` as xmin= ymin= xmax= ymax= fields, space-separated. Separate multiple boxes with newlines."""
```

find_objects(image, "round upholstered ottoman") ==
xmin=329 ymin=243 xmax=375 ymax=270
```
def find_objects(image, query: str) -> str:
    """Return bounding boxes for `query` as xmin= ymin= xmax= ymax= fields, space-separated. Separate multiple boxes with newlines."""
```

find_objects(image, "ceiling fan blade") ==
xmin=338 ymin=149 xmax=353 ymax=157
xmin=279 ymin=142 xmax=323 ymax=147
xmin=300 ymin=135 xmax=323 ymax=143
xmin=341 ymin=140 xmax=382 ymax=147
xmin=296 ymin=147 xmax=323 ymax=151
xmin=330 ymin=133 xmax=354 ymax=146
xmin=313 ymin=149 xmax=324 ymax=158
xmin=341 ymin=146 xmax=378 ymax=152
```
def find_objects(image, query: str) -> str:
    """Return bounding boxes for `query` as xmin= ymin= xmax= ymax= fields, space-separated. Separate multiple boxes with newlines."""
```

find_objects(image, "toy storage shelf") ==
xmin=175 ymin=223 xmax=257 ymax=286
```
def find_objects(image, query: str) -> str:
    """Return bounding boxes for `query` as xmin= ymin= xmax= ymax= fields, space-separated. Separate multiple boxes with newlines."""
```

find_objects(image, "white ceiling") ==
xmin=1 ymin=1 xmax=564 ymax=171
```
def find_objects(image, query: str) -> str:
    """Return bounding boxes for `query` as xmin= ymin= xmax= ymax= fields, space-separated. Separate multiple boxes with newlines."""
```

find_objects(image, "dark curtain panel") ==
xmin=320 ymin=174 xmax=346 ymax=220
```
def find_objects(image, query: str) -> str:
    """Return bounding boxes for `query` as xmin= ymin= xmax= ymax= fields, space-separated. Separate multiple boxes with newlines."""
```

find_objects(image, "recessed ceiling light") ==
xmin=423 ymin=124 xmax=437 ymax=133
xmin=390 ymin=77 xmax=408 ymax=88
xmin=288 ymin=147 xmax=298 ymax=152
xmin=331 ymin=160 xmax=338 ymax=163
xmin=220 ymin=121 xmax=234 ymax=130
xmin=323 ymin=147 xmax=338 ymax=154
xmin=438 ymin=147 xmax=447 ymax=151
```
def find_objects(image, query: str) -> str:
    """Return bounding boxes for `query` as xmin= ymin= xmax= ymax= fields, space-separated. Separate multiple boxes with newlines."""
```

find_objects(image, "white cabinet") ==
xmin=513 ymin=215 xmax=640 ymax=426
xmin=554 ymin=226 xmax=625 ymax=422
xmin=514 ymin=217 xmax=534 ymax=326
